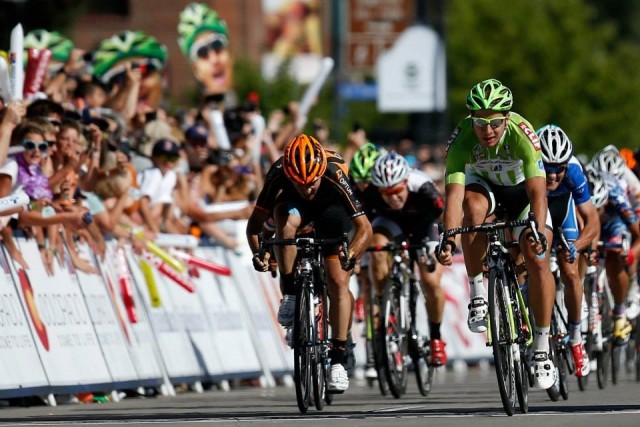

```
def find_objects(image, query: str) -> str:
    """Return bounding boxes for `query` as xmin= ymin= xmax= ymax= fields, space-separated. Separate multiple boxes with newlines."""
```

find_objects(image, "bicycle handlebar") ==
xmin=258 ymin=234 xmax=350 ymax=260
xmin=554 ymin=227 xmax=575 ymax=264
xmin=366 ymin=240 xmax=438 ymax=272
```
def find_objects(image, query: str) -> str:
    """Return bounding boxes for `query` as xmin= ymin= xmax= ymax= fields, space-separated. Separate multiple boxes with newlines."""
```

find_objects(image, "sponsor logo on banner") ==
xmin=518 ymin=122 xmax=541 ymax=150
xmin=18 ymin=269 xmax=49 ymax=351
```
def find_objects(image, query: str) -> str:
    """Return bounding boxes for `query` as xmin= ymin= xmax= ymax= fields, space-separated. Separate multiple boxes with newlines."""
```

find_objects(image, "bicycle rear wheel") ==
xmin=380 ymin=279 xmax=408 ymax=399
xmin=488 ymin=269 xmax=516 ymax=416
xmin=293 ymin=285 xmax=312 ymax=413
xmin=369 ymin=291 xmax=390 ymax=396
xmin=412 ymin=283 xmax=434 ymax=397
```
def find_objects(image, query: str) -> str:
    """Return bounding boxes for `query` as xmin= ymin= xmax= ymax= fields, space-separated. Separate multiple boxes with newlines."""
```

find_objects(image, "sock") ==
xmin=469 ymin=274 xmax=485 ymax=300
xmin=280 ymin=272 xmax=296 ymax=295
xmin=533 ymin=326 xmax=550 ymax=354
xmin=429 ymin=322 xmax=441 ymax=340
xmin=613 ymin=303 xmax=626 ymax=317
xmin=329 ymin=339 xmax=347 ymax=365
xmin=569 ymin=321 xmax=582 ymax=345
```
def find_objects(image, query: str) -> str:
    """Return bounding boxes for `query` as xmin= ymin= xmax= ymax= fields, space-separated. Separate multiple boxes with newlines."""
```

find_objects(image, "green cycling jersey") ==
xmin=445 ymin=112 xmax=545 ymax=187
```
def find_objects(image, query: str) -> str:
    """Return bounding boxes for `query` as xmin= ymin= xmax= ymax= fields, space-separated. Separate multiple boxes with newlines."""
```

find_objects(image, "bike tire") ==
xmin=368 ymin=289 xmax=390 ymax=397
xmin=514 ymin=349 xmax=529 ymax=413
xmin=558 ymin=347 xmax=570 ymax=400
xmin=380 ymin=279 xmax=408 ymax=399
xmin=293 ymin=285 xmax=312 ymax=413
xmin=413 ymin=339 xmax=434 ymax=397
xmin=611 ymin=342 xmax=624 ymax=385
xmin=596 ymin=348 xmax=610 ymax=389
xmin=546 ymin=339 xmax=562 ymax=402
xmin=312 ymin=291 xmax=328 ymax=411
xmin=577 ymin=371 xmax=589 ymax=391
xmin=488 ymin=268 xmax=516 ymax=416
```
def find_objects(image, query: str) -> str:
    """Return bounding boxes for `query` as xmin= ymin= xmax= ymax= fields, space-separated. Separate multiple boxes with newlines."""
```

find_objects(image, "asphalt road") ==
xmin=0 ymin=362 xmax=639 ymax=427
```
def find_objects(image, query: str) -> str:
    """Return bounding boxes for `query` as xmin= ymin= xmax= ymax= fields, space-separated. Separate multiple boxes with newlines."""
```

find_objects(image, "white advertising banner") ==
xmin=0 ymin=248 xmax=49 ymax=395
xmin=225 ymin=249 xmax=292 ymax=375
xmin=100 ymin=243 xmax=163 ymax=383
xmin=194 ymin=247 xmax=262 ymax=376
xmin=75 ymin=243 xmax=139 ymax=384
xmin=125 ymin=248 xmax=203 ymax=380
xmin=10 ymin=238 xmax=112 ymax=388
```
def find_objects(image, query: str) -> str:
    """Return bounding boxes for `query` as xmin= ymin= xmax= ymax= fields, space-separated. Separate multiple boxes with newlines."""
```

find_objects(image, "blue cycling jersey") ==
xmin=602 ymin=172 xmax=638 ymax=227
xmin=548 ymin=156 xmax=591 ymax=205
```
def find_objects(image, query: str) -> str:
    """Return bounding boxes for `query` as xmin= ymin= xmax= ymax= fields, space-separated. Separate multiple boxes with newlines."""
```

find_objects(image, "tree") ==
xmin=446 ymin=0 xmax=640 ymax=155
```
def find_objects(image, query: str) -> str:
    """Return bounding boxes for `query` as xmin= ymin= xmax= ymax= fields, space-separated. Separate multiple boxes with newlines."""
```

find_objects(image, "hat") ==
xmin=152 ymin=139 xmax=180 ymax=157
xmin=185 ymin=124 xmax=208 ymax=142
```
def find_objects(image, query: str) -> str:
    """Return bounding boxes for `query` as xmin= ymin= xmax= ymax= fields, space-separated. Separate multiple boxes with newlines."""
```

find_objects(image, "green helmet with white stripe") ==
xmin=92 ymin=30 xmax=167 ymax=83
xmin=177 ymin=2 xmax=229 ymax=59
xmin=24 ymin=29 xmax=73 ymax=63
xmin=466 ymin=79 xmax=513 ymax=111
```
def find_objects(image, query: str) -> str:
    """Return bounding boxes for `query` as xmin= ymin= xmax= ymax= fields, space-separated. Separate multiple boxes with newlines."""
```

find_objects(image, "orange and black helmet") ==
xmin=283 ymin=134 xmax=327 ymax=184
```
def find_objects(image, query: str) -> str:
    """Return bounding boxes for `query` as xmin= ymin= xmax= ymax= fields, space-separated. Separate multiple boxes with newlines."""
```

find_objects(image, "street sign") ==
xmin=347 ymin=0 xmax=413 ymax=72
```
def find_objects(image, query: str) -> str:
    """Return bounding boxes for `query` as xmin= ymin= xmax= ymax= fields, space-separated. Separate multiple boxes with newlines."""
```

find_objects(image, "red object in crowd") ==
xmin=354 ymin=296 xmax=365 ymax=323
xmin=117 ymin=247 xmax=137 ymax=323
xmin=170 ymin=249 xmax=232 ymax=276
xmin=23 ymin=48 xmax=51 ymax=99
xmin=145 ymin=252 xmax=196 ymax=293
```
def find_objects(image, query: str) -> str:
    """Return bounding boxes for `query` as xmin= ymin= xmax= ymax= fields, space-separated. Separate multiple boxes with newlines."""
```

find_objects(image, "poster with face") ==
xmin=178 ymin=2 xmax=234 ymax=96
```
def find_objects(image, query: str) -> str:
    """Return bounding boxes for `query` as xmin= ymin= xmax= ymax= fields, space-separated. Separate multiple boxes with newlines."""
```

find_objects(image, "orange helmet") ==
xmin=620 ymin=147 xmax=636 ymax=170
xmin=283 ymin=134 xmax=327 ymax=184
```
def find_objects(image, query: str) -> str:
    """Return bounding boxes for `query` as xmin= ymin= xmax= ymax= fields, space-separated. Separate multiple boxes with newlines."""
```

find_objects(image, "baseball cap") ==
xmin=185 ymin=124 xmax=208 ymax=142
xmin=152 ymin=139 xmax=180 ymax=157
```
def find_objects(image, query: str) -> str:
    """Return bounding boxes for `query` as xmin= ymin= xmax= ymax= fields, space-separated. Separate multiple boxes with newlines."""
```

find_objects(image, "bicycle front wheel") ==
xmin=312 ymin=290 xmax=328 ymax=411
xmin=488 ymin=268 xmax=516 ymax=416
xmin=380 ymin=279 xmax=408 ymax=398
xmin=293 ymin=285 xmax=312 ymax=413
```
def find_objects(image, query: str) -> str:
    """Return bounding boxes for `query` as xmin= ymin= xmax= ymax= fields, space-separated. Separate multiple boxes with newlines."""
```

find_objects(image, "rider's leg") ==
xmin=419 ymin=263 xmax=447 ymax=366
xmin=606 ymin=249 xmax=629 ymax=312
xmin=273 ymin=203 xmax=303 ymax=326
xmin=559 ymin=259 xmax=584 ymax=342
xmin=370 ymin=232 xmax=391 ymax=291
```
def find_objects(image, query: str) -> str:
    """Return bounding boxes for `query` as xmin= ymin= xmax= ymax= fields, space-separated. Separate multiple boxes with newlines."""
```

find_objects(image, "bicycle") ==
xmin=366 ymin=240 xmax=438 ymax=399
xmin=440 ymin=213 xmax=535 ymax=416
xmin=258 ymin=234 xmax=349 ymax=413
xmin=546 ymin=230 xmax=575 ymax=401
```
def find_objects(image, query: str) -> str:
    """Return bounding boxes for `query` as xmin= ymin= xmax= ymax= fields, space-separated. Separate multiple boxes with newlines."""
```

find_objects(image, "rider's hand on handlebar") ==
xmin=252 ymin=251 xmax=271 ymax=272
xmin=339 ymin=246 xmax=356 ymax=271
xmin=436 ymin=240 xmax=455 ymax=266
xmin=526 ymin=231 xmax=548 ymax=257
xmin=557 ymin=241 xmax=577 ymax=263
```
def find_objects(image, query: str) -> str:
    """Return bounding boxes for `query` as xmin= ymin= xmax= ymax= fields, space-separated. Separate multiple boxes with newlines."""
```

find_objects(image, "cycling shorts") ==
xmin=548 ymin=192 xmax=579 ymax=245
xmin=466 ymin=172 xmax=552 ymax=240
xmin=602 ymin=217 xmax=631 ymax=249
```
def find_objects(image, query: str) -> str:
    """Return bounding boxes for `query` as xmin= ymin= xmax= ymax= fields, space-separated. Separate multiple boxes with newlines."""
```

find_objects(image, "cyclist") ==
xmin=246 ymin=134 xmax=373 ymax=392
xmin=586 ymin=167 xmax=640 ymax=344
xmin=436 ymin=79 xmax=557 ymax=389
xmin=367 ymin=151 xmax=448 ymax=366
xmin=591 ymin=146 xmax=640 ymax=319
xmin=349 ymin=142 xmax=384 ymax=378
xmin=537 ymin=124 xmax=600 ymax=378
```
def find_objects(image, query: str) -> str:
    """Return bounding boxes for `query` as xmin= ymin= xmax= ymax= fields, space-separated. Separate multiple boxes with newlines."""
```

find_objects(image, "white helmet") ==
xmin=537 ymin=124 xmax=573 ymax=164
xmin=587 ymin=168 xmax=609 ymax=208
xmin=593 ymin=148 xmax=626 ymax=179
xmin=371 ymin=151 xmax=410 ymax=188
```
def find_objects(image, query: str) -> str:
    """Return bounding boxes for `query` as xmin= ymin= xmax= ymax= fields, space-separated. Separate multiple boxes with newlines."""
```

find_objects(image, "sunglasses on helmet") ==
xmin=190 ymin=34 xmax=228 ymax=62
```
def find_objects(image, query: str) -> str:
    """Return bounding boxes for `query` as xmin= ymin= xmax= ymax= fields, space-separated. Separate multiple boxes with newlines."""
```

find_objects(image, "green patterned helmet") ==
xmin=92 ymin=30 xmax=167 ymax=83
xmin=177 ymin=2 xmax=229 ymax=59
xmin=24 ymin=29 xmax=73 ymax=63
xmin=466 ymin=78 xmax=513 ymax=111
xmin=350 ymin=143 xmax=382 ymax=182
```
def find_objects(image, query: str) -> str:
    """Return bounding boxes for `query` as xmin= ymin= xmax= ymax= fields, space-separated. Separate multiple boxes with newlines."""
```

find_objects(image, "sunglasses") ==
xmin=22 ymin=140 xmax=49 ymax=152
xmin=190 ymin=35 xmax=228 ymax=61
xmin=107 ymin=62 xmax=158 ymax=87
xmin=39 ymin=116 xmax=61 ymax=128
xmin=471 ymin=116 xmax=508 ymax=129
xmin=544 ymin=163 xmax=567 ymax=174
xmin=379 ymin=183 xmax=407 ymax=196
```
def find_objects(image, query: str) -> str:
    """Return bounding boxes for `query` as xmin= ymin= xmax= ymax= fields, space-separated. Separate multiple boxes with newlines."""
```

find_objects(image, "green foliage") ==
xmin=447 ymin=0 xmax=640 ymax=155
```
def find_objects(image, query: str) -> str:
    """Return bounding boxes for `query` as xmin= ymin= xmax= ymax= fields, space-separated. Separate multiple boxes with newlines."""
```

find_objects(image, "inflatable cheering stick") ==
xmin=169 ymin=248 xmax=232 ymax=276
xmin=143 ymin=252 xmax=195 ymax=293
xmin=116 ymin=247 xmax=137 ymax=323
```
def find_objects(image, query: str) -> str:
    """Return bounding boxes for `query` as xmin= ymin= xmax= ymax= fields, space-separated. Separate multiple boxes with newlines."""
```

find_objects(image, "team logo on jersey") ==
xmin=473 ymin=144 xmax=486 ymax=160
xmin=445 ymin=127 xmax=461 ymax=153
xmin=538 ymin=159 xmax=544 ymax=170
xmin=498 ymin=144 xmax=512 ymax=160
xmin=518 ymin=122 xmax=541 ymax=151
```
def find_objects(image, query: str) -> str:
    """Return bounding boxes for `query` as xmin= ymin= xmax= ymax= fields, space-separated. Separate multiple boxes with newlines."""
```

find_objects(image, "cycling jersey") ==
xmin=548 ymin=156 xmax=591 ymax=205
xmin=255 ymin=151 xmax=365 ymax=219
xmin=619 ymin=167 xmax=640 ymax=216
xmin=366 ymin=169 xmax=444 ymax=226
xmin=352 ymin=182 xmax=379 ymax=222
xmin=445 ymin=112 xmax=545 ymax=187
xmin=602 ymin=172 xmax=638 ymax=227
